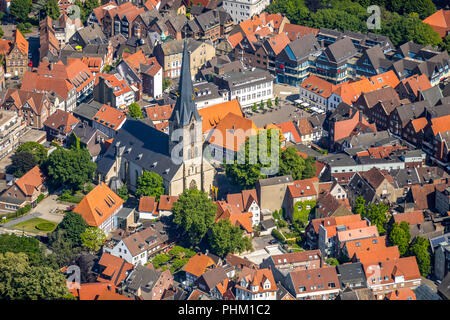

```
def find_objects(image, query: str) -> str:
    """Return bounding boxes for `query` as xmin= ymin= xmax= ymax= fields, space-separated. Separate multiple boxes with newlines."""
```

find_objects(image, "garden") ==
xmin=11 ymin=217 xmax=57 ymax=234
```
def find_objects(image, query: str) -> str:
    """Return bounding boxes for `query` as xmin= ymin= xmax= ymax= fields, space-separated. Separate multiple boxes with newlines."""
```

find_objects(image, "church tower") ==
xmin=169 ymin=40 xmax=204 ymax=191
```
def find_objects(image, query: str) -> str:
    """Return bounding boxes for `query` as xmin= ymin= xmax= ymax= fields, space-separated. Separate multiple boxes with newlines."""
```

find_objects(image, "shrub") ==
xmin=37 ymin=193 xmax=45 ymax=203
xmin=35 ymin=222 xmax=56 ymax=232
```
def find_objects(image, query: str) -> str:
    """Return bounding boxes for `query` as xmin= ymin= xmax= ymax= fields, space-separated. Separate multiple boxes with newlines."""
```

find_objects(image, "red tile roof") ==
xmin=15 ymin=166 xmax=45 ymax=197
xmin=43 ymin=109 xmax=80 ymax=134
xmin=69 ymin=283 xmax=132 ymax=300
xmin=157 ymin=195 xmax=178 ymax=211
xmin=97 ymin=252 xmax=134 ymax=286
xmin=385 ymin=288 xmax=416 ymax=300
xmin=422 ymin=9 xmax=450 ymax=38
xmin=198 ymin=100 xmax=243 ymax=133
xmin=73 ymin=182 xmax=124 ymax=227
xmin=276 ymin=120 xmax=301 ymax=143
xmin=144 ymin=104 xmax=174 ymax=122
xmin=216 ymin=200 xmax=253 ymax=233
xmin=287 ymin=178 xmax=318 ymax=199
xmin=301 ymin=74 xmax=336 ymax=98
xmin=266 ymin=32 xmax=290 ymax=55
xmin=138 ymin=196 xmax=157 ymax=213
xmin=93 ymin=104 xmax=127 ymax=131
xmin=431 ymin=115 xmax=450 ymax=136
xmin=184 ymin=253 xmax=217 ymax=277
xmin=235 ymin=267 xmax=278 ymax=294
xmin=392 ymin=211 xmax=425 ymax=226
xmin=282 ymin=23 xmax=319 ymax=41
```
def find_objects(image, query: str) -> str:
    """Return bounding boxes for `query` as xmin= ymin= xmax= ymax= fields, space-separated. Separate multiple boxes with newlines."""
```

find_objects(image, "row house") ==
xmin=215 ymin=201 xmax=253 ymax=237
xmin=43 ymin=109 xmax=80 ymax=143
xmin=94 ymin=73 xmax=136 ymax=109
xmin=103 ymin=226 xmax=170 ymax=266
xmin=223 ymin=0 xmax=271 ymax=23
xmin=285 ymin=266 xmax=340 ymax=300
xmin=226 ymin=189 xmax=261 ymax=226
xmin=421 ymin=114 xmax=450 ymax=166
xmin=298 ymin=74 xmax=336 ymax=111
xmin=363 ymin=256 xmax=422 ymax=300
xmin=260 ymin=250 xmax=321 ymax=283
xmin=4 ymin=29 xmax=29 ymax=79
xmin=122 ymin=264 xmax=173 ymax=300
xmin=116 ymin=50 xmax=163 ymax=100
xmin=186 ymin=8 xmax=234 ymax=44
xmin=154 ymin=38 xmax=216 ymax=79
xmin=1 ymin=89 xmax=55 ymax=129
xmin=183 ymin=253 xmax=217 ymax=287
xmin=285 ymin=177 xmax=319 ymax=221
xmin=235 ymin=267 xmax=277 ymax=300
xmin=388 ymin=100 xmax=429 ymax=139
xmin=395 ymin=74 xmax=432 ymax=102
xmin=275 ymin=33 xmax=321 ymax=87
xmin=21 ymin=58 xmax=95 ymax=111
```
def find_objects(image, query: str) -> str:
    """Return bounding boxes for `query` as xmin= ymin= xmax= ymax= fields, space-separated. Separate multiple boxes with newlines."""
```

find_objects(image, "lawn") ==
xmin=11 ymin=218 xmax=58 ymax=233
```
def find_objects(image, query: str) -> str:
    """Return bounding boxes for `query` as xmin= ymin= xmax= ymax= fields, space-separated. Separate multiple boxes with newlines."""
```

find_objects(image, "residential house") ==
xmin=215 ymin=201 xmax=253 ymax=236
xmin=5 ymin=29 xmax=29 ymax=79
xmin=285 ymin=177 xmax=319 ymax=221
xmin=154 ymin=38 xmax=215 ymax=79
xmin=256 ymin=175 xmax=293 ymax=212
xmin=71 ymin=122 xmax=109 ymax=161
xmin=1 ymin=89 xmax=54 ymax=129
xmin=43 ymin=109 xmax=80 ymax=143
xmin=0 ymin=166 xmax=46 ymax=212
xmin=226 ymin=189 xmax=261 ymax=226
xmin=122 ymin=264 xmax=173 ymax=300
xmin=96 ymin=252 xmax=135 ymax=288
xmin=94 ymin=73 xmax=135 ymax=109
xmin=336 ymin=262 xmax=367 ymax=291
xmin=183 ymin=253 xmax=217 ymax=287
xmin=235 ymin=267 xmax=277 ymax=300
xmin=223 ymin=0 xmax=272 ymax=24
xmin=422 ymin=9 xmax=450 ymax=38
xmin=0 ymin=111 xmax=27 ymax=161
xmin=103 ymin=226 xmax=170 ymax=265
xmin=285 ymin=266 xmax=340 ymax=300
xmin=363 ymin=256 xmax=422 ymax=300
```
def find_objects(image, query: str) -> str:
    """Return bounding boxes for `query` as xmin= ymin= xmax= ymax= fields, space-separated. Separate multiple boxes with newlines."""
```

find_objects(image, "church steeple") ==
xmin=169 ymin=39 xmax=201 ymax=127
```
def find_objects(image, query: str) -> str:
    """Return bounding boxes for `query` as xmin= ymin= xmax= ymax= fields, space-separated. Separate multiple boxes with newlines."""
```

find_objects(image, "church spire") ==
xmin=169 ymin=39 xmax=201 ymax=127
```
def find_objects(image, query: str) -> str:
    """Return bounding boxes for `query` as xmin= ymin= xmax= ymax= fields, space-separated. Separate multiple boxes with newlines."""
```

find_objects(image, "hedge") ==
xmin=35 ymin=222 xmax=56 ymax=231
xmin=7 ymin=204 xmax=32 ymax=219
xmin=37 ymin=193 xmax=45 ymax=203
xmin=271 ymin=228 xmax=285 ymax=243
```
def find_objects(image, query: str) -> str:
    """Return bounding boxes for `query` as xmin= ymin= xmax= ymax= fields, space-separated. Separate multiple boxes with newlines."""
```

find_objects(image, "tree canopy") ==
xmin=45 ymin=147 xmax=97 ymax=190
xmin=10 ymin=151 xmax=37 ymax=178
xmin=389 ymin=221 xmax=411 ymax=256
xmin=50 ymin=211 xmax=87 ymax=247
xmin=16 ymin=141 xmax=48 ymax=165
xmin=172 ymin=188 xmax=217 ymax=246
xmin=128 ymin=102 xmax=144 ymax=119
xmin=135 ymin=171 xmax=165 ymax=200
xmin=208 ymin=219 xmax=253 ymax=257
xmin=0 ymin=252 xmax=71 ymax=300
xmin=10 ymin=0 xmax=32 ymax=22
xmin=80 ymin=227 xmax=106 ymax=253
xmin=408 ymin=236 xmax=431 ymax=277
xmin=44 ymin=0 xmax=60 ymax=20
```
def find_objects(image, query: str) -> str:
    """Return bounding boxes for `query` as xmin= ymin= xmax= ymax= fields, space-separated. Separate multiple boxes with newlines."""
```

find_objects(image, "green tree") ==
xmin=225 ymin=129 xmax=280 ymax=189
xmin=259 ymin=100 xmax=265 ymax=110
xmin=279 ymin=147 xmax=306 ymax=180
xmin=353 ymin=196 xmax=366 ymax=216
xmin=443 ymin=34 xmax=450 ymax=53
xmin=172 ymin=188 xmax=217 ymax=246
xmin=325 ymin=257 xmax=339 ymax=266
xmin=402 ymin=0 xmax=436 ymax=19
xmin=136 ymin=171 xmax=165 ymax=200
xmin=303 ymin=156 xmax=316 ymax=179
xmin=408 ymin=236 xmax=431 ymax=277
xmin=80 ymin=227 xmax=106 ymax=253
xmin=10 ymin=151 xmax=37 ymax=178
xmin=266 ymin=98 xmax=273 ymax=108
xmin=208 ymin=219 xmax=252 ymax=257
xmin=45 ymin=147 xmax=97 ymax=190
xmin=151 ymin=253 xmax=171 ymax=269
xmin=10 ymin=0 xmax=32 ymax=21
xmin=48 ymin=229 xmax=82 ymax=267
xmin=292 ymin=200 xmax=316 ymax=226
xmin=128 ymin=102 xmax=144 ymax=119
xmin=0 ymin=252 xmax=70 ymax=300
xmin=389 ymin=222 xmax=411 ymax=256
xmin=251 ymin=103 xmax=258 ymax=112
xmin=16 ymin=141 xmax=48 ymax=165
xmin=44 ymin=0 xmax=60 ymax=19
xmin=117 ymin=184 xmax=129 ymax=202
xmin=364 ymin=202 xmax=389 ymax=234
xmin=50 ymin=211 xmax=87 ymax=247
xmin=0 ymin=27 xmax=4 ymax=39
xmin=275 ymin=96 xmax=279 ymax=106
xmin=0 ymin=234 xmax=48 ymax=267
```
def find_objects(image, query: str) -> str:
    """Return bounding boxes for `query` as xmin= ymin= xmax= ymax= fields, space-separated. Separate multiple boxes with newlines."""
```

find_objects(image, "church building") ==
xmin=96 ymin=41 xmax=215 ymax=196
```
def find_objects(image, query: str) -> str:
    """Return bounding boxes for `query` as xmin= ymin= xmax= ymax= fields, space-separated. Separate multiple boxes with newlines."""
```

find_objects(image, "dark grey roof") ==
xmin=389 ymin=168 xmax=421 ymax=189
xmin=319 ymin=153 xmax=356 ymax=167
xmin=73 ymin=101 xmax=103 ymax=120
xmin=116 ymin=207 xmax=134 ymax=219
xmin=443 ymin=83 xmax=450 ymax=97
xmin=276 ymin=282 xmax=293 ymax=300
xmin=287 ymin=33 xmax=321 ymax=61
xmin=169 ymin=40 xmax=201 ymax=127
xmin=396 ymin=101 xmax=429 ymax=124
xmin=438 ymin=273 xmax=450 ymax=300
xmin=190 ymin=4 xmax=205 ymax=16
xmin=71 ymin=24 xmax=106 ymax=45
xmin=260 ymin=218 xmax=276 ymax=230
xmin=336 ymin=262 xmax=367 ymax=289
xmin=421 ymin=85 xmax=443 ymax=107
xmin=196 ymin=266 xmax=227 ymax=291
xmin=96 ymin=119 xmax=182 ymax=180
xmin=125 ymin=264 xmax=162 ymax=293
xmin=427 ymin=103 xmax=450 ymax=118
xmin=415 ymin=283 xmax=442 ymax=300
xmin=292 ymin=144 xmax=322 ymax=159
xmin=347 ymin=173 xmax=378 ymax=204
xmin=72 ymin=122 xmax=98 ymax=144
xmin=324 ymin=37 xmax=357 ymax=63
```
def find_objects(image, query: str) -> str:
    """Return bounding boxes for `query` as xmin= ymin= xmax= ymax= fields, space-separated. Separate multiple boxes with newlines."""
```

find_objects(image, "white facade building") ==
xmin=223 ymin=0 xmax=271 ymax=23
